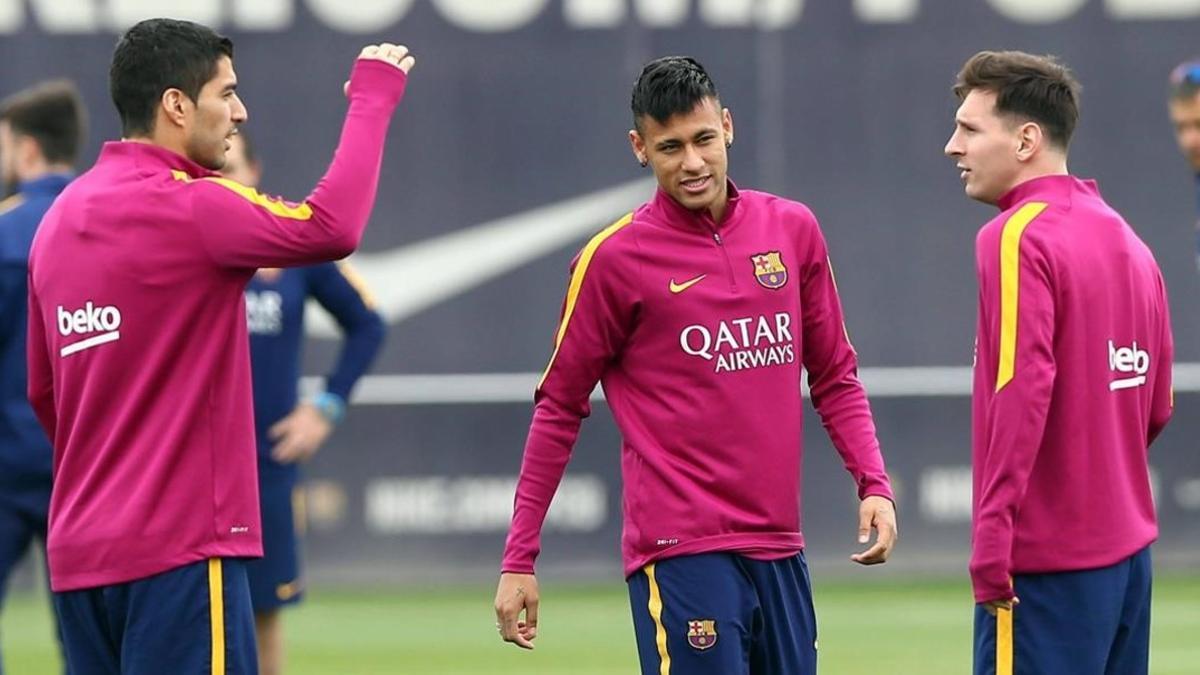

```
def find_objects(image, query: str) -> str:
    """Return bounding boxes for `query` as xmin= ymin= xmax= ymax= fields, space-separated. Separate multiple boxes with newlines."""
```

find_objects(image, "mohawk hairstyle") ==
xmin=631 ymin=56 xmax=719 ymax=131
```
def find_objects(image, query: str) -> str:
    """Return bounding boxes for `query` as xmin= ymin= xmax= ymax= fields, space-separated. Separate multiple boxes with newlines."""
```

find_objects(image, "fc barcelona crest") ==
xmin=751 ymin=251 xmax=788 ymax=290
xmin=686 ymin=619 xmax=718 ymax=650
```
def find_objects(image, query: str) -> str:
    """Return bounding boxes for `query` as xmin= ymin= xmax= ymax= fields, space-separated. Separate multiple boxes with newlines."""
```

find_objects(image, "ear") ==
xmin=722 ymin=107 xmax=734 ymax=147
xmin=1015 ymin=121 xmax=1043 ymax=162
xmin=16 ymin=134 xmax=41 ymax=167
xmin=629 ymin=128 xmax=647 ymax=166
xmin=160 ymin=88 xmax=192 ymax=130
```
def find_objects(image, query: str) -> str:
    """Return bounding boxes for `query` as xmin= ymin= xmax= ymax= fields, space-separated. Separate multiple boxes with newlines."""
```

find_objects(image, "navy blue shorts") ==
xmin=628 ymin=552 xmax=817 ymax=675
xmin=974 ymin=546 xmax=1152 ymax=675
xmin=245 ymin=457 xmax=303 ymax=613
xmin=54 ymin=557 xmax=257 ymax=675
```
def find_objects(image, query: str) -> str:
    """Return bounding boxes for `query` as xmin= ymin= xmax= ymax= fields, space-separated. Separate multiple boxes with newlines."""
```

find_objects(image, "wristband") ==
xmin=310 ymin=391 xmax=346 ymax=425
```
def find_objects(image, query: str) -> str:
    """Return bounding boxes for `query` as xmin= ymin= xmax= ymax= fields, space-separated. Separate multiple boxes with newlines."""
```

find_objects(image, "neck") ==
xmin=706 ymin=181 xmax=730 ymax=222
xmin=17 ymin=160 xmax=72 ymax=184
xmin=1010 ymin=154 xmax=1069 ymax=190
xmin=124 ymin=128 xmax=188 ymax=161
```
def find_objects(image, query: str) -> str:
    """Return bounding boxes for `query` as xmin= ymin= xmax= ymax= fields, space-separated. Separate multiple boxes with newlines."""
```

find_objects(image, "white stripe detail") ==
xmin=1110 ymin=376 xmax=1147 ymax=391
xmin=60 ymin=331 xmax=120 ymax=357
xmin=305 ymin=178 xmax=656 ymax=336
xmin=300 ymin=363 xmax=1199 ymax=405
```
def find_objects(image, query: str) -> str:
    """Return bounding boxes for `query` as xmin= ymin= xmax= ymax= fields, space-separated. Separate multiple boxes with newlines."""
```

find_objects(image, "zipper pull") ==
xmin=713 ymin=232 xmax=723 ymax=245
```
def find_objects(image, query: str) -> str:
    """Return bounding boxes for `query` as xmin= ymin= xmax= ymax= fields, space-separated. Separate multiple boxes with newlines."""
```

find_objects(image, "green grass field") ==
xmin=5 ymin=576 xmax=1198 ymax=673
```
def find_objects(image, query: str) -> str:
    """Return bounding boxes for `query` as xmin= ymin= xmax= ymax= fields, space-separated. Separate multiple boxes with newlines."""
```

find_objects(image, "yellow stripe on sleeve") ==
xmin=208 ymin=559 xmax=225 ymax=675
xmin=336 ymin=261 xmax=378 ymax=310
xmin=825 ymin=255 xmax=856 ymax=350
xmin=996 ymin=605 xmax=1014 ymax=675
xmin=645 ymin=563 xmax=671 ymax=675
xmin=995 ymin=202 xmax=1048 ymax=392
xmin=537 ymin=213 xmax=633 ymax=390
xmin=171 ymin=170 xmax=313 ymax=220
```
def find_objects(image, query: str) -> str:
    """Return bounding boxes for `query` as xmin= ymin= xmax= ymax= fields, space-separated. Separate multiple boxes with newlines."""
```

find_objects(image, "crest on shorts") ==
xmin=751 ymin=251 xmax=788 ymax=290
xmin=686 ymin=619 xmax=718 ymax=650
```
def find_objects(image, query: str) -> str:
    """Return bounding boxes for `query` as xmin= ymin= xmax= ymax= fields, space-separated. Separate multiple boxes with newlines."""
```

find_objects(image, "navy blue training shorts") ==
xmin=245 ymin=457 xmax=303 ymax=613
xmin=54 ymin=557 xmax=257 ymax=674
xmin=974 ymin=546 xmax=1152 ymax=675
xmin=628 ymin=551 xmax=817 ymax=675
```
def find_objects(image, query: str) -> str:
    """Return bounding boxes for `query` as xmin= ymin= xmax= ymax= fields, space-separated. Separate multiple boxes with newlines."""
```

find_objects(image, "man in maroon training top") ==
xmin=27 ymin=18 xmax=414 ymax=673
xmin=495 ymin=56 xmax=898 ymax=675
xmin=945 ymin=50 xmax=1172 ymax=675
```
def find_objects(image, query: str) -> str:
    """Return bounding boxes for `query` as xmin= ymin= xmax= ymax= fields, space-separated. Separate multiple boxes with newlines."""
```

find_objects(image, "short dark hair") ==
xmin=109 ymin=18 xmax=233 ymax=136
xmin=0 ymin=80 xmax=86 ymax=165
xmin=1168 ymin=59 xmax=1200 ymax=102
xmin=953 ymin=50 xmax=1081 ymax=151
xmin=631 ymin=56 xmax=719 ymax=131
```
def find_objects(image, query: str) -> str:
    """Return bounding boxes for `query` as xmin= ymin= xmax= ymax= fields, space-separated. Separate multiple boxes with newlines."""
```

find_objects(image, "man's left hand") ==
xmin=850 ymin=495 xmax=898 ymax=565
xmin=269 ymin=403 xmax=334 ymax=463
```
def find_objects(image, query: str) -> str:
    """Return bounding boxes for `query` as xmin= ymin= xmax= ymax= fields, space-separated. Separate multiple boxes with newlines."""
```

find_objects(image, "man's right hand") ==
xmin=358 ymin=43 xmax=416 ymax=73
xmin=494 ymin=572 xmax=540 ymax=650
xmin=344 ymin=43 xmax=416 ymax=96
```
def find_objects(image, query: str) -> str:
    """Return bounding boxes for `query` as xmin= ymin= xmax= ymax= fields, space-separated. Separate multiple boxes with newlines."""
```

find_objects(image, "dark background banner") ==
xmin=2 ymin=1 xmax=1198 ymax=581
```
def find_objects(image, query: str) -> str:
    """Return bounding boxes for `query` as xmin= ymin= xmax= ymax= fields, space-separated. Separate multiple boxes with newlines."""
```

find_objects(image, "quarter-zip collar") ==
xmin=645 ymin=178 xmax=744 ymax=236
xmin=996 ymin=173 xmax=1096 ymax=212
xmin=96 ymin=141 xmax=219 ymax=180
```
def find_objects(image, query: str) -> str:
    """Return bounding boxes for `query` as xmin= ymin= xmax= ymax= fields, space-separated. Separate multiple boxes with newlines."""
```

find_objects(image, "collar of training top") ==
xmin=97 ymin=141 xmax=220 ymax=181
xmin=997 ymin=173 xmax=1098 ymax=212
xmin=650 ymin=177 xmax=744 ymax=233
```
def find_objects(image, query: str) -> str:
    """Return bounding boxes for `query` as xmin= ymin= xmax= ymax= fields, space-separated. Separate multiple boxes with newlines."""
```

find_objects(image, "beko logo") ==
xmin=1108 ymin=340 xmax=1149 ymax=391
xmin=56 ymin=301 xmax=122 ymax=357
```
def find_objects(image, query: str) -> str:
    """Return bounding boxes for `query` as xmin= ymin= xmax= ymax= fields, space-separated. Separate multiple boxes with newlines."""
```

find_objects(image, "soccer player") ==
xmin=944 ymin=51 xmax=1173 ymax=675
xmin=495 ymin=56 xmax=897 ymax=674
xmin=25 ymin=18 xmax=413 ymax=673
xmin=1166 ymin=58 xmax=1200 ymax=269
xmin=221 ymin=132 xmax=386 ymax=675
xmin=0 ymin=79 xmax=85 ymax=674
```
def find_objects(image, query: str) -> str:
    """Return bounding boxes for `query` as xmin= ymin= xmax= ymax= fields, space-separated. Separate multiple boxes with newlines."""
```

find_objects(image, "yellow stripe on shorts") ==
xmin=209 ymin=559 xmax=225 ymax=675
xmin=996 ymin=605 xmax=1013 ymax=675
xmin=645 ymin=563 xmax=671 ymax=675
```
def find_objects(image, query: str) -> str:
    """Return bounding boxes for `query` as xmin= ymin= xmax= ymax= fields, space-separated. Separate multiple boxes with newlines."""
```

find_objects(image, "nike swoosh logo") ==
xmin=305 ymin=178 xmax=656 ymax=337
xmin=669 ymin=275 xmax=707 ymax=294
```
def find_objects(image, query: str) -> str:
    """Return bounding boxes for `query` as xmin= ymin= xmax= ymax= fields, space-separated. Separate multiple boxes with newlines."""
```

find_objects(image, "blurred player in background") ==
xmin=0 ymin=79 xmax=84 ymax=675
xmin=221 ymin=132 xmax=385 ymax=675
xmin=25 ymin=17 xmax=413 ymax=673
xmin=496 ymin=56 xmax=897 ymax=674
xmin=945 ymin=50 xmax=1173 ymax=675
xmin=1167 ymin=58 xmax=1200 ymax=269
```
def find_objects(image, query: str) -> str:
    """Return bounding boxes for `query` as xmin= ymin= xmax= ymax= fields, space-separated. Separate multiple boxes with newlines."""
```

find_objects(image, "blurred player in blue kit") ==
xmin=1167 ymin=58 xmax=1200 ymax=268
xmin=0 ymin=79 xmax=85 ymax=674
xmin=222 ymin=131 xmax=386 ymax=675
